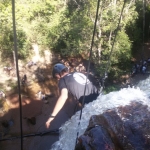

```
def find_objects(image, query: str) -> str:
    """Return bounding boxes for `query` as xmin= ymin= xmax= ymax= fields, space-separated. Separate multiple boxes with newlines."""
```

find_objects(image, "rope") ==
xmin=12 ymin=0 xmax=23 ymax=149
xmin=0 ymin=129 xmax=59 ymax=142
xmin=104 ymin=0 xmax=127 ymax=77
xmin=74 ymin=0 xmax=101 ymax=147
xmin=74 ymin=0 xmax=127 ymax=148
xmin=141 ymin=0 xmax=146 ymax=60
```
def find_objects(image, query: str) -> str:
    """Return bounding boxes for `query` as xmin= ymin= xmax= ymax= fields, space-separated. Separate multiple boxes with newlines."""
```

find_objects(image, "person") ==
xmin=45 ymin=63 xmax=100 ymax=128
xmin=141 ymin=65 xmax=147 ymax=74
xmin=131 ymin=64 xmax=137 ymax=77
xmin=0 ymin=90 xmax=5 ymax=98
xmin=147 ymin=57 xmax=150 ymax=65
xmin=21 ymin=74 xmax=27 ymax=85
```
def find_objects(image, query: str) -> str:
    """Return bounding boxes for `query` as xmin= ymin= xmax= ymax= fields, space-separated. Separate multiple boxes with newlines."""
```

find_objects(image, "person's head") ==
xmin=52 ymin=63 xmax=68 ymax=80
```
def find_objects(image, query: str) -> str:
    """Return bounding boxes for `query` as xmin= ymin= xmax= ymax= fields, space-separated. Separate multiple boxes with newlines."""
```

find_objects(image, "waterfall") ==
xmin=51 ymin=75 xmax=150 ymax=150
xmin=136 ymin=76 xmax=150 ymax=97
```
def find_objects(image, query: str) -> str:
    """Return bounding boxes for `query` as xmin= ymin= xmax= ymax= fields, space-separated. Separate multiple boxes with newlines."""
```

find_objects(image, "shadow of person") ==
xmin=0 ymin=91 xmax=80 ymax=150
xmin=0 ymin=94 xmax=44 ymax=150
xmin=27 ymin=95 xmax=81 ymax=150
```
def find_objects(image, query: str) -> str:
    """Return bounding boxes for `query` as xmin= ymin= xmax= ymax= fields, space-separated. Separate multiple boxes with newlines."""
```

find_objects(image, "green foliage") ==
xmin=103 ymin=85 xmax=120 ymax=94
xmin=95 ymin=30 xmax=132 ymax=78
xmin=0 ymin=2 xmax=30 ymax=61
xmin=0 ymin=0 xmax=148 ymax=81
xmin=52 ymin=0 xmax=97 ymax=57
xmin=0 ymin=27 xmax=30 ymax=60
xmin=0 ymin=0 xmax=66 ymax=60
xmin=115 ymin=31 xmax=131 ymax=64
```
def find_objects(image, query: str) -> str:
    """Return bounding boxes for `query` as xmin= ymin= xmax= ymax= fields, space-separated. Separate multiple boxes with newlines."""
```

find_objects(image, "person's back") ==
xmin=58 ymin=72 xmax=99 ymax=104
xmin=45 ymin=63 xmax=100 ymax=128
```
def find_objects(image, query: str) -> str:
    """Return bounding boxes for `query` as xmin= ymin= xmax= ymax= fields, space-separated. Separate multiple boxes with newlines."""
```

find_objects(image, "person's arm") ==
xmin=45 ymin=88 xmax=68 ymax=128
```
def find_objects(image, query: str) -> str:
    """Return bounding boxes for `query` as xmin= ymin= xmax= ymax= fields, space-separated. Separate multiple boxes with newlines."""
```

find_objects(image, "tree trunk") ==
xmin=13 ymin=51 xmax=16 ymax=69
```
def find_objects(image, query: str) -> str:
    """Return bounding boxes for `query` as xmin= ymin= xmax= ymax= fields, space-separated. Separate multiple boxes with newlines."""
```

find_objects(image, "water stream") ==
xmin=51 ymin=75 xmax=150 ymax=150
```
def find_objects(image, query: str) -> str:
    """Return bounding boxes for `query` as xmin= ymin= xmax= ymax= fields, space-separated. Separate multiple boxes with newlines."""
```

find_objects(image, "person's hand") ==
xmin=45 ymin=117 xmax=54 ymax=128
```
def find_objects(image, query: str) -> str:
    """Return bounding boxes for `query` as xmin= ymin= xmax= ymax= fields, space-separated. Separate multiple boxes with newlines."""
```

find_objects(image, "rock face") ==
xmin=75 ymin=102 xmax=150 ymax=150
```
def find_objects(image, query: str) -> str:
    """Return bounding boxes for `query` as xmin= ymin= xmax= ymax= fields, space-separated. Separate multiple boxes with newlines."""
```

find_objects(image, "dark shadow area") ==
xmin=0 ymin=95 xmax=43 ymax=150
xmin=0 ymin=85 xmax=80 ymax=150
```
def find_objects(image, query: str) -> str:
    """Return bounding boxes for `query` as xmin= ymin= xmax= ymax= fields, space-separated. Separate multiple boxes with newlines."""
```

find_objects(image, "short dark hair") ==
xmin=61 ymin=68 xmax=68 ymax=74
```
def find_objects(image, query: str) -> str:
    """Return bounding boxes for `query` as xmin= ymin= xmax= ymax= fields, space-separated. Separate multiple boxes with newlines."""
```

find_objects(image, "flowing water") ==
xmin=51 ymin=75 xmax=150 ymax=150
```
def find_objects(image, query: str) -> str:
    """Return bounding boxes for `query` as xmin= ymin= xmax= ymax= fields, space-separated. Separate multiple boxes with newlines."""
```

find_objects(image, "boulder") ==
xmin=75 ymin=102 xmax=150 ymax=150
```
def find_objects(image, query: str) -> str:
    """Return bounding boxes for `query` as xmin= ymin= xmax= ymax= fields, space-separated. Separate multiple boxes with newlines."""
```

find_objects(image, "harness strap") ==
xmin=63 ymin=77 xmax=77 ymax=100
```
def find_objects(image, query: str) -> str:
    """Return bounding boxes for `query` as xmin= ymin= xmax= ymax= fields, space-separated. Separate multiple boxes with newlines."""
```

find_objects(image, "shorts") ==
xmin=78 ymin=93 xmax=99 ymax=104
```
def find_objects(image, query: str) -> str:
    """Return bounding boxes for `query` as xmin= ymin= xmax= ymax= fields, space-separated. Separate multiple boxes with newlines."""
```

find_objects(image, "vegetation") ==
xmin=0 ymin=0 xmax=150 ymax=81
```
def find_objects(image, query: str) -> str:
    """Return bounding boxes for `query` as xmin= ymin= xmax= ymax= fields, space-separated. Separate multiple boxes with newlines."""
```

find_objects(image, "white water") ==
xmin=51 ymin=75 xmax=150 ymax=150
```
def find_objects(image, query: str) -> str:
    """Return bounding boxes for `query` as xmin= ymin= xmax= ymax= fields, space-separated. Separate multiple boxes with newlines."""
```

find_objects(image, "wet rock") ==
xmin=75 ymin=102 xmax=150 ymax=150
